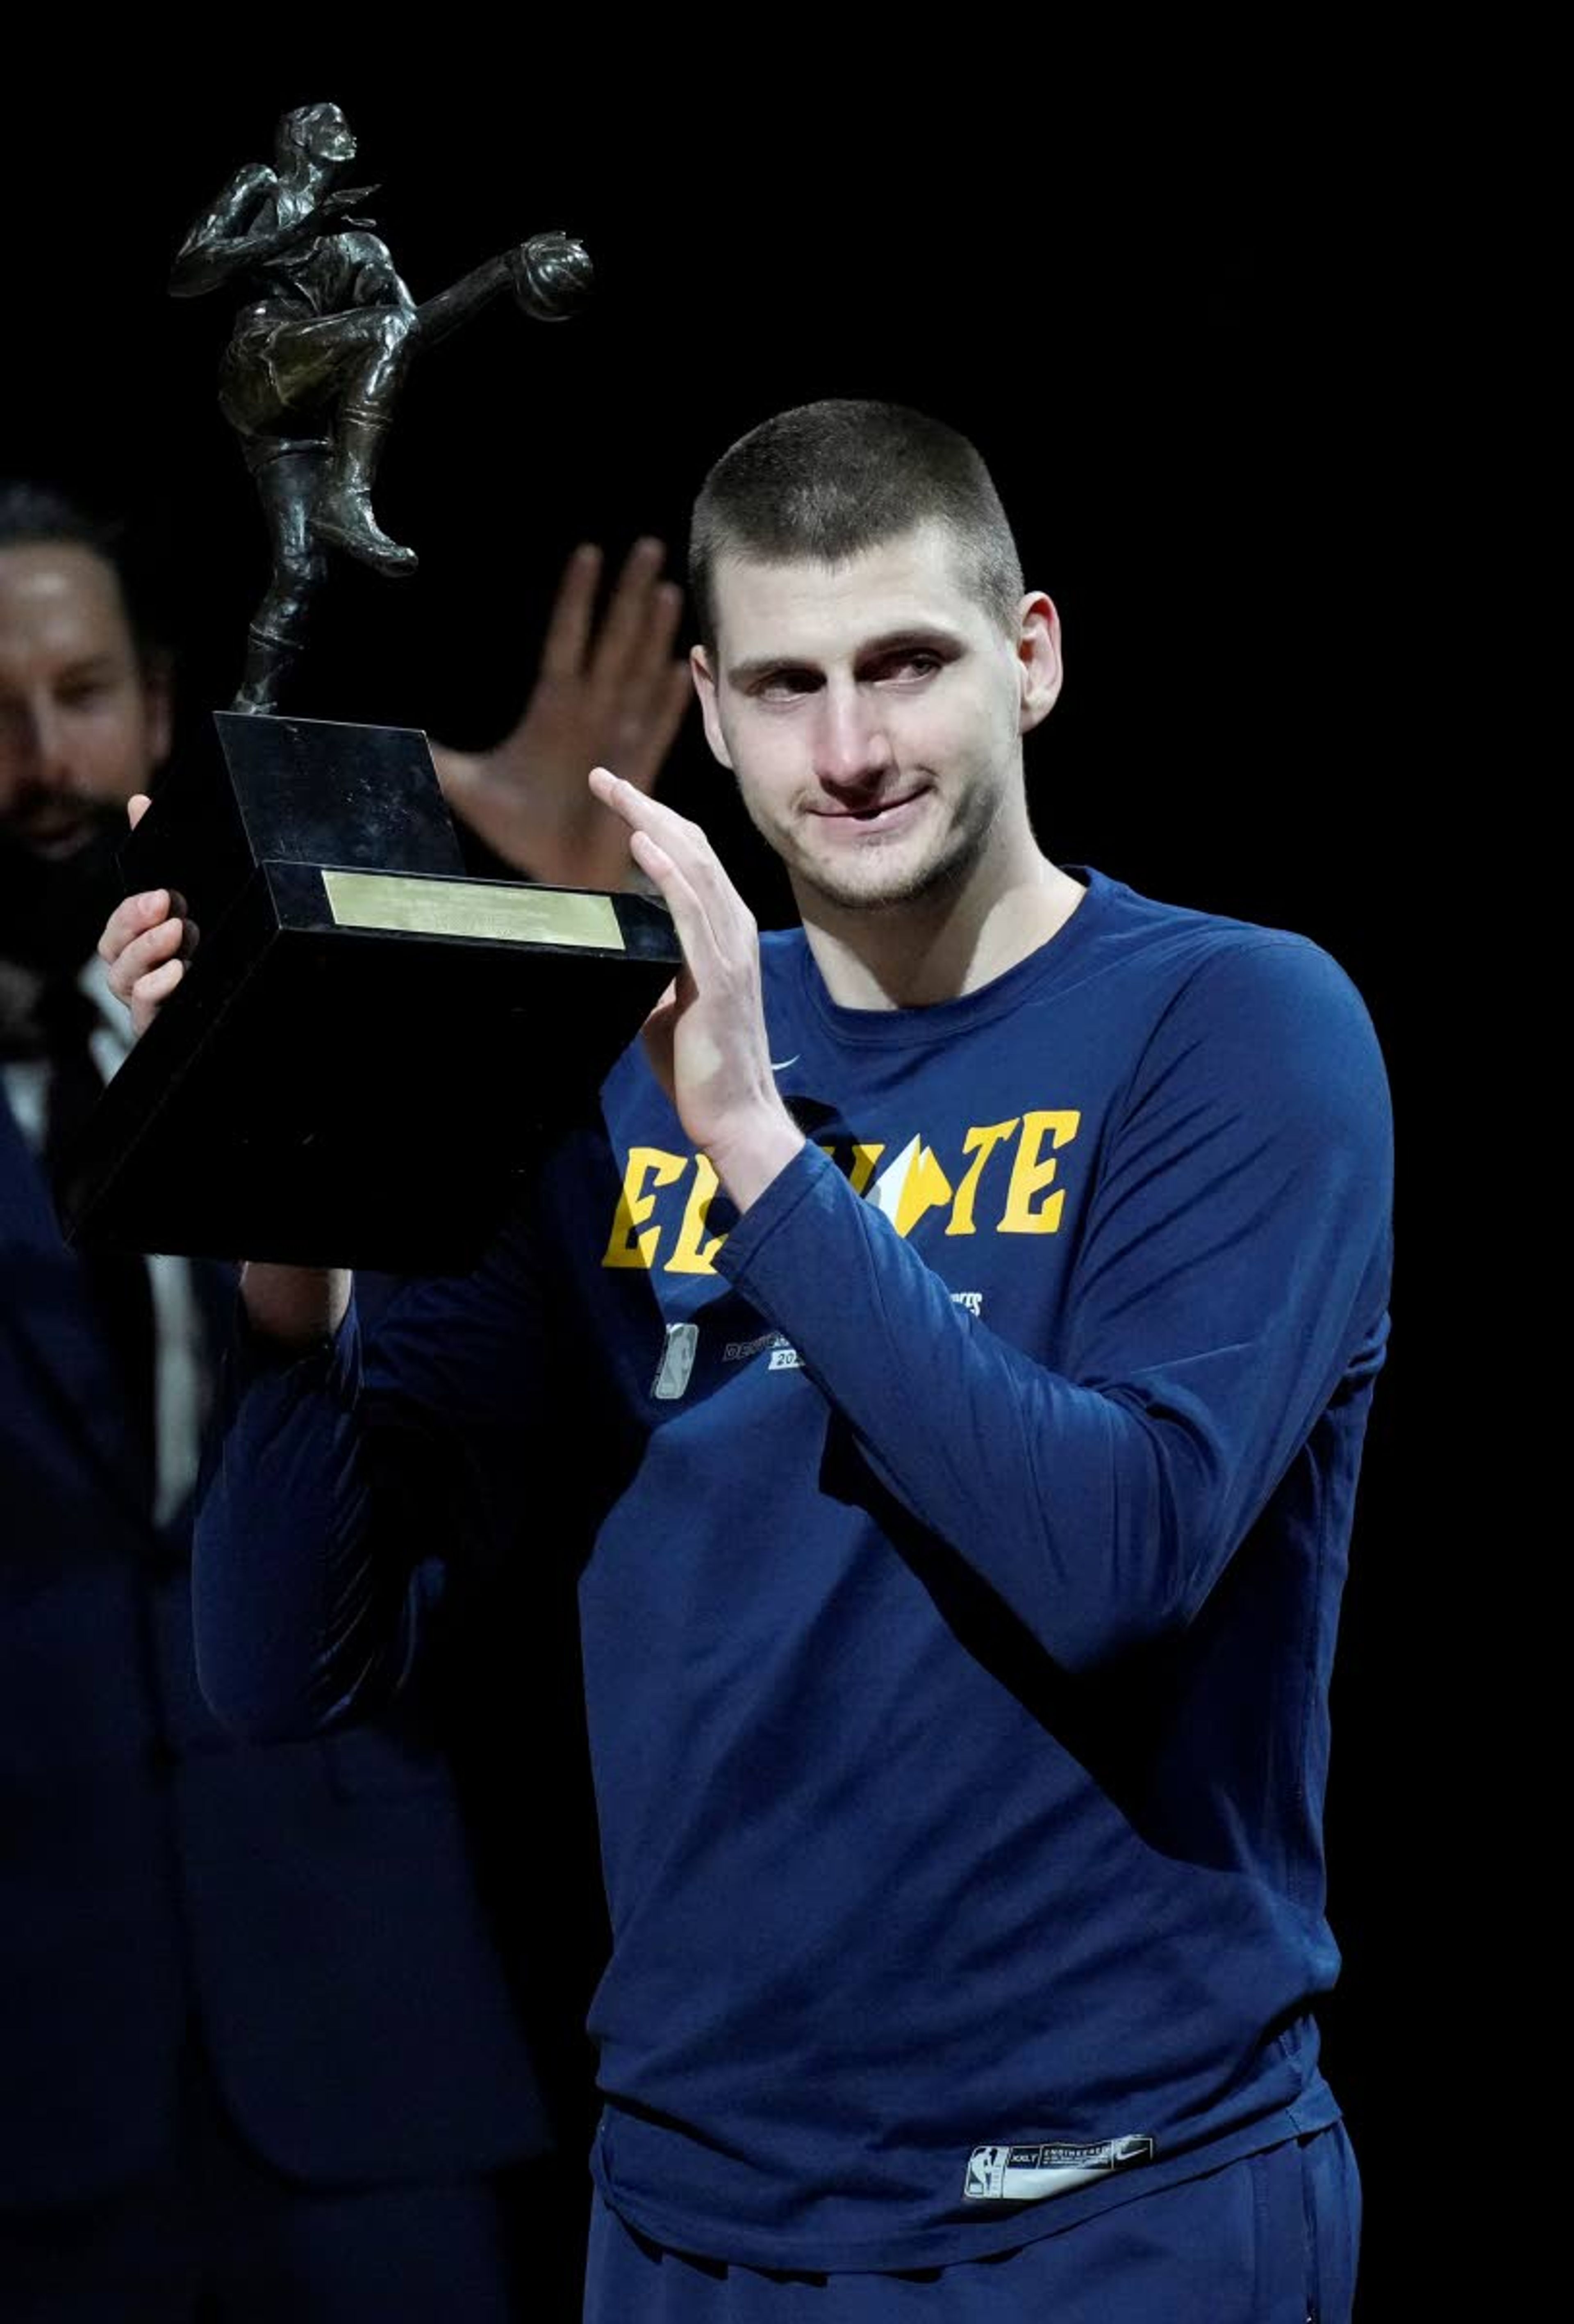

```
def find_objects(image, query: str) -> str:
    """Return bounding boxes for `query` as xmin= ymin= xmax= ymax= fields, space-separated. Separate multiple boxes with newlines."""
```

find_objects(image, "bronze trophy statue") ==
xmin=57 ymin=105 xmax=678 ymax=1270
xmin=171 ymin=100 xmax=592 ymax=712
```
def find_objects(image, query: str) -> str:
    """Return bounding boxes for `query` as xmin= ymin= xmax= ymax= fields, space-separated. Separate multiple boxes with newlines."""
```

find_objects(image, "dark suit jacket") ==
xmin=0 ymin=1088 xmax=555 ymax=2209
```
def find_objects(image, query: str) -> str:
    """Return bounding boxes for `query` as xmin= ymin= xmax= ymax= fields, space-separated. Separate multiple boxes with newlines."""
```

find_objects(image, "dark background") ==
xmin=3 ymin=71 xmax=1414 ymax=2315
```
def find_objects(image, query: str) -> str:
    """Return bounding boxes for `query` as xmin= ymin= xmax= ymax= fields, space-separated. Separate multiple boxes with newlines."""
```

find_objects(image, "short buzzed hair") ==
xmin=689 ymin=400 xmax=1024 ymax=655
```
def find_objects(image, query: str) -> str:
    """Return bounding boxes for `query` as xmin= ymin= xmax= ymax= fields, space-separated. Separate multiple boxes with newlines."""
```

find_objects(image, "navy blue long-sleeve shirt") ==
xmin=195 ymin=868 xmax=1393 ymax=2271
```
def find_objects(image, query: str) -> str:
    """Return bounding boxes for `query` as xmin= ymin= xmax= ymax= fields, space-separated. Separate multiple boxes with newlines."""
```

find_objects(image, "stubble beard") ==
xmin=771 ymin=776 xmax=1004 ymax=921
xmin=0 ymin=801 xmax=128 ymax=974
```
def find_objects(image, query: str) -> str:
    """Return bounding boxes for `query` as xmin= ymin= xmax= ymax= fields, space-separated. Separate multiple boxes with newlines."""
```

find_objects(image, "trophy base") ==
xmin=55 ymin=711 xmax=682 ymax=1269
xmin=57 ymin=870 xmax=680 ymax=1272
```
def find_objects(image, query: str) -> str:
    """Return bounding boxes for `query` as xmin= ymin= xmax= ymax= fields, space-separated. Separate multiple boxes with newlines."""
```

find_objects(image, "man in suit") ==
xmin=0 ymin=481 xmax=688 ymax=2321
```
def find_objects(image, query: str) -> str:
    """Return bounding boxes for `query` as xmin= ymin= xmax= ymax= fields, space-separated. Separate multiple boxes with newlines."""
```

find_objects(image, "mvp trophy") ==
xmin=57 ymin=102 xmax=680 ymax=1270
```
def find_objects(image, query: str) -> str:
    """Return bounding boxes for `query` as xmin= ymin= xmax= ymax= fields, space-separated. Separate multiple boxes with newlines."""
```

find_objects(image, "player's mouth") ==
xmin=808 ymin=786 xmax=929 ymax=834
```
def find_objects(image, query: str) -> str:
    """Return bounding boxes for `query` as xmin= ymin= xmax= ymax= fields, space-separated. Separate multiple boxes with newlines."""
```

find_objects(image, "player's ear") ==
xmin=691 ymin=646 xmax=733 ymax=770
xmin=1018 ymin=593 xmax=1062 ymax=734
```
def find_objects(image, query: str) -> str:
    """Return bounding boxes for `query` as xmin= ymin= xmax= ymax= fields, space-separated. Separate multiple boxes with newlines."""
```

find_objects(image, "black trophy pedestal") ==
xmin=55 ymin=712 xmax=681 ymax=1271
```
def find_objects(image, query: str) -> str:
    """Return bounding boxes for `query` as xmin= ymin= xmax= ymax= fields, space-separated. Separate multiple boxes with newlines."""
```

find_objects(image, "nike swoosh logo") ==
xmin=770 ymin=1055 xmax=801 ymax=1071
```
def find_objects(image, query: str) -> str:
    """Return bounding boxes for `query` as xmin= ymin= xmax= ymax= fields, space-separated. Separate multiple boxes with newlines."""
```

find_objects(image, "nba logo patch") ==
xmin=651 ymin=1321 xmax=699 ymax=1401
xmin=964 ymin=2146 xmax=1009 ymax=2200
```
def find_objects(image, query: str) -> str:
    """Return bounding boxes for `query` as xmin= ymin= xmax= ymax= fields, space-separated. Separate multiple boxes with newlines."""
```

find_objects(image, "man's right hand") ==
xmin=100 ymin=795 xmax=191 ymax=1038
xmin=98 ymin=799 xmax=350 ymax=1346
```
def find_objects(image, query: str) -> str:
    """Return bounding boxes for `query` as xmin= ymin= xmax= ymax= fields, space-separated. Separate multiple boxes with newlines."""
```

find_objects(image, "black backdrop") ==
xmin=3 ymin=74 xmax=1411 ymax=2314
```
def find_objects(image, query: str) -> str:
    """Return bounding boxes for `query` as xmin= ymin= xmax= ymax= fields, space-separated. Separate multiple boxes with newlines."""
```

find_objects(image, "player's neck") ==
xmin=798 ymin=836 xmax=1085 ymax=1014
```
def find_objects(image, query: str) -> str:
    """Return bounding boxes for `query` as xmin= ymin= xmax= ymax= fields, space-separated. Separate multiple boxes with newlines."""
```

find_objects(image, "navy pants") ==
xmin=585 ymin=2123 xmax=1359 ymax=2323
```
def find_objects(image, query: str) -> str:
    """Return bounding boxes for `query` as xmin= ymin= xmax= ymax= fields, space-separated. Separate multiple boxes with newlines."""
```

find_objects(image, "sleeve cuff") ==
xmin=716 ymin=1141 xmax=840 ymax=1283
xmin=228 ymin=1283 xmax=361 ymax=1392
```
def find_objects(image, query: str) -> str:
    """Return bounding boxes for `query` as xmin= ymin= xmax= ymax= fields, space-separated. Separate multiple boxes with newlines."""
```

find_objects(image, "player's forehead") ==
xmin=713 ymin=522 xmax=989 ymax=671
